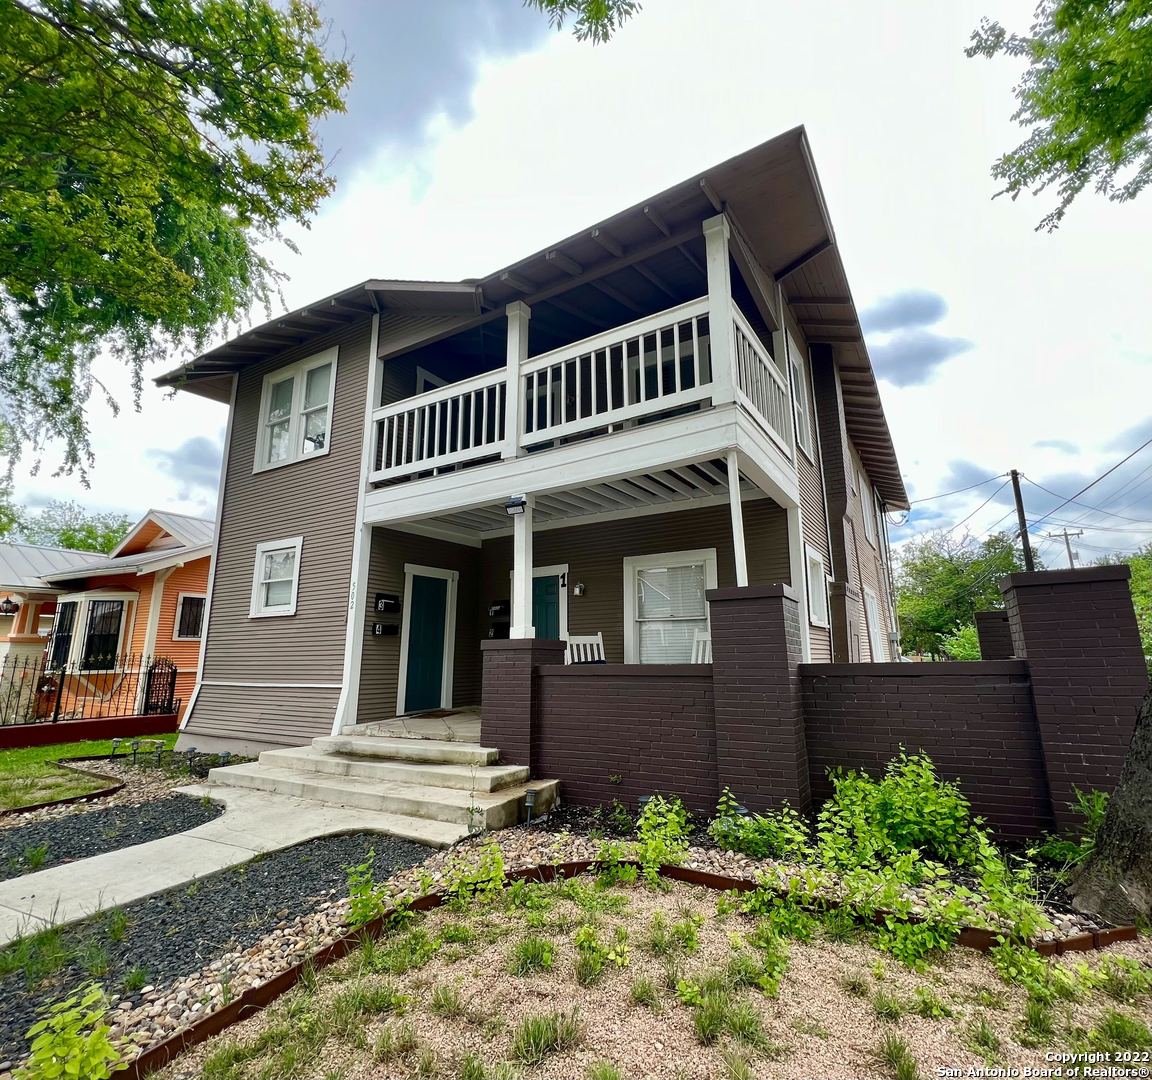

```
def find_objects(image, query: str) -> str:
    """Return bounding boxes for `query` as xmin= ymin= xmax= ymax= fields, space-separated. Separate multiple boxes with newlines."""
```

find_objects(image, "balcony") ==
xmin=368 ymin=296 xmax=793 ymax=487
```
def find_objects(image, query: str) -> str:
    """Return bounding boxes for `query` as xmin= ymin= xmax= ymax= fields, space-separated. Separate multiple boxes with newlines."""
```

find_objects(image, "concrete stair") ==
xmin=205 ymin=732 xmax=557 ymax=849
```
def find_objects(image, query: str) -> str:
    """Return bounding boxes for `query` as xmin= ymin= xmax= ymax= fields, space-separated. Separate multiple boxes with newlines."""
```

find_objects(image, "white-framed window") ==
xmin=787 ymin=334 xmax=814 ymax=460
xmin=862 ymin=477 xmax=877 ymax=546
xmin=48 ymin=592 xmax=136 ymax=670
xmin=623 ymin=548 xmax=718 ymax=664
xmin=173 ymin=593 xmax=207 ymax=640
xmin=863 ymin=586 xmax=887 ymax=661
xmin=250 ymin=537 xmax=304 ymax=618
xmin=254 ymin=347 xmax=338 ymax=472
xmin=804 ymin=544 xmax=830 ymax=628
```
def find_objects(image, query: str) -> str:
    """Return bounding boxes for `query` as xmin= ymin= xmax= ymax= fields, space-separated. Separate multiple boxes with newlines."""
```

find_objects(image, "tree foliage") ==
xmin=0 ymin=0 xmax=350 ymax=475
xmin=1092 ymin=542 xmax=1152 ymax=664
xmin=939 ymin=622 xmax=982 ymax=661
xmin=525 ymin=0 xmax=641 ymax=43
xmin=967 ymin=0 xmax=1152 ymax=230
xmin=15 ymin=499 xmax=131 ymax=553
xmin=896 ymin=530 xmax=1032 ymax=656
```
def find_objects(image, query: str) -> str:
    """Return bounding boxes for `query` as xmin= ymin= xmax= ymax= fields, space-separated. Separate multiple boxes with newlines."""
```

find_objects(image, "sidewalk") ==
xmin=0 ymin=786 xmax=441 ymax=947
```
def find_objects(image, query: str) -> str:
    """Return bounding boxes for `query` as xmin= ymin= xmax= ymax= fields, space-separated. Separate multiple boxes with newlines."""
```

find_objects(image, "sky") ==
xmin=13 ymin=0 xmax=1152 ymax=567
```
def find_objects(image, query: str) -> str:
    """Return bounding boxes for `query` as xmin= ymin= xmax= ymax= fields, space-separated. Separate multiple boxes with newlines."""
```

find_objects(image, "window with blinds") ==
xmin=625 ymin=549 xmax=718 ymax=664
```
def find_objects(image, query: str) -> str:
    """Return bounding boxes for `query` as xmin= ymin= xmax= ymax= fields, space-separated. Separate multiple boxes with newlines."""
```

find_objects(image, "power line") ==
xmin=1022 ymin=476 xmax=1151 ymax=525
xmin=909 ymin=473 xmax=1008 ymax=505
xmin=1062 ymin=459 xmax=1152 ymax=524
xmin=943 ymin=478 xmax=1012 ymax=535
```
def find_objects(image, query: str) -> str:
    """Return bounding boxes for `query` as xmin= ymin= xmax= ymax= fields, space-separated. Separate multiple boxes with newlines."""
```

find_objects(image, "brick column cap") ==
xmin=481 ymin=638 xmax=567 ymax=654
xmin=707 ymin=583 xmax=797 ymax=603
xmin=999 ymin=565 xmax=1130 ymax=593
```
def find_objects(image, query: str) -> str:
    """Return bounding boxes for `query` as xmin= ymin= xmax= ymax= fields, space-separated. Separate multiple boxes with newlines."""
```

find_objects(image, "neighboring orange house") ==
xmin=33 ymin=510 xmax=215 ymax=720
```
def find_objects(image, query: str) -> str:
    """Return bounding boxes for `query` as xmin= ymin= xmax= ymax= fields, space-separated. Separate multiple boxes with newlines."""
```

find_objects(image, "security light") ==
xmin=0 ymin=597 xmax=19 ymax=616
xmin=504 ymin=494 xmax=528 ymax=516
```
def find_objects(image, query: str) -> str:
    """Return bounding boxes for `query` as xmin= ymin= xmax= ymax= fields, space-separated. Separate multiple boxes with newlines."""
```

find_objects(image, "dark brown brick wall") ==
xmin=1001 ymin=566 xmax=1149 ymax=831
xmin=708 ymin=585 xmax=811 ymax=813
xmin=800 ymin=660 xmax=1050 ymax=838
xmin=533 ymin=666 xmax=717 ymax=811
xmin=975 ymin=610 xmax=1014 ymax=660
xmin=480 ymin=639 xmax=566 ymax=766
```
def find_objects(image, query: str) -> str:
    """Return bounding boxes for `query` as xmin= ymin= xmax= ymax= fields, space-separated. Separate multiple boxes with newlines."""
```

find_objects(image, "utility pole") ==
xmin=1010 ymin=469 xmax=1035 ymax=572
xmin=1044 ymin=528 xmax=1083 ymax=569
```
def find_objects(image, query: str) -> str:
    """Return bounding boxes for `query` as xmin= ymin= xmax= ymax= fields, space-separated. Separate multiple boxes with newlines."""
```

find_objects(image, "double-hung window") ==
xmin=788 ymin=335 xmax=814 ymax=460
xmin=47 ymin=593 xmax=133 ymax=670
xmin=174 ymin=594 xmax=206 ymax=640
xmin=863 ymin=587 xmax=887 ymax=661
xmin=250 ymin=538 xmax=303 ymax=617
xmin=49 ymin=601 xmax=78 ymax=668
xmin=805 ymin=545 xmax=830 ymax=628
xmin=255 ymin=348 xmax=338 ymax=471
xmin=624 ymin=549 xmax=718 ymax=664
xmin=862 ymin=478 xmax=877 ymax=546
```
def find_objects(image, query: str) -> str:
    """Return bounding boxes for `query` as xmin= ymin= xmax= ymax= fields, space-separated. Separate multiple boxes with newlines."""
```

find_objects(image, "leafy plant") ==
xmin=16 ymin=983 xmax=123 ymax=1080
xmin=345 ymin=850 xmax=389 ymax=931
xmin=635 ymin=794 xmax=691 ymax=884
xmin=630 ymin=976 xmax=659 ymax=1008
xmin=675 ymin=979 xmax=703 ymax=1007
xmin=910 ymin=987 xmax=952 ymax=1019
xmin=708 ymin=788 xmax=812 ymax=861
xmin=593 ymin=840 xmax=638 ymax=887
xmin=445 ymin=841 xmax=507 ymax=908
xmin=1034 ymin=787 xmax=1110 ymax=868
xmin=671 ymin=911 xmax=703 ymax=952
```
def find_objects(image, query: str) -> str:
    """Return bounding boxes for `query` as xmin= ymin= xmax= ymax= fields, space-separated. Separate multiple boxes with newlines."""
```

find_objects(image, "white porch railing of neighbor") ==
xmin=518 ymin=297 xmax=714 ymax=446
xmin=732 ymin=306 xmax=792 ymax=454
xmin=372 ymin=367 xmax=506 ymax=480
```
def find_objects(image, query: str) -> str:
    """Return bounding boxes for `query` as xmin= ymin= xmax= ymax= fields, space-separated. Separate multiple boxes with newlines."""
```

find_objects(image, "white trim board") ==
xmin=396 ymin=563 xmax=459 ymax=716
xmin=200 ymin=680 xmax=343 ymax=689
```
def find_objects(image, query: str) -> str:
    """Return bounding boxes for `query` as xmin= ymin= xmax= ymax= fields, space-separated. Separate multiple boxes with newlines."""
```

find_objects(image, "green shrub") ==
xmin=708 ymin=788 xmax=812 ymax=861
xmin=345 ymin=850 xmax=388 ymax=931
xmin=635 ymin=795 xmax=691 ymax=884
xmin=17 ymin=984 xmax=123 ymax=1080
xmin=1034 ymin=788 xmax=1109 ymax=868
xmin=445 ymin=841 xmax=506 ymax=907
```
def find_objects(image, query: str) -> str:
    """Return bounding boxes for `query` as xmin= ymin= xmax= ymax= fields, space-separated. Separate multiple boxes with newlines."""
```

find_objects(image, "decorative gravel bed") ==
xmin=0 ymin=830 xmax=431 ymax=1066
xmin=0 ymin=794 xmax=224 ymax=880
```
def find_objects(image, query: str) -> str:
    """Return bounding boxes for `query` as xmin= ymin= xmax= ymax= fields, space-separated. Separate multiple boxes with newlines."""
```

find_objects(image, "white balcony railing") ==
xmin=519 ymin=297 xmax=713 ymax=446
xmin=368 ymin=296 xmax=794 ymax=484
xmin=732 ymin=306 xmax=792 ymax=455
xmin=372 ymin=367 xmax=506 ymax=480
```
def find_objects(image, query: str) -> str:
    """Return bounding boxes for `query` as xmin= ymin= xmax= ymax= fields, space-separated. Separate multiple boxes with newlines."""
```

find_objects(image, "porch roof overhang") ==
xmin=154 ymin=127 xmax=906 ymax=507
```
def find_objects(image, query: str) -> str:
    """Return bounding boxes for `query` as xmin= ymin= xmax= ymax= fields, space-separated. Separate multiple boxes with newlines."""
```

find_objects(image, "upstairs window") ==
xmin=255 ymin=348 xmax=338 ymax=471
xmin=250 ymin=537 xmax=303 ymax=617
xmin=787 ymin=335 xmax=814 ymax=459
xmin=174 ymin=594 xmax=206 ymax=640
xmin=805 ymin=545 xmax=830 ymax=628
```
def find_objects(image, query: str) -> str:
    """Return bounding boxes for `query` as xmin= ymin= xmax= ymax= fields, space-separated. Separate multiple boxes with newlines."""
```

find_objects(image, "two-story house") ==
xmin=161 ymin=127 xmax=908 ymax=762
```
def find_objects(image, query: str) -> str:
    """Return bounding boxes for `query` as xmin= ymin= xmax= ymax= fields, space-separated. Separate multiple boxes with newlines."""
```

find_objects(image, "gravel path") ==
xmin=0 ymin=795 xmax=223 ymax=880
xmin=0 ymin=831 xmax=431 ymax=1064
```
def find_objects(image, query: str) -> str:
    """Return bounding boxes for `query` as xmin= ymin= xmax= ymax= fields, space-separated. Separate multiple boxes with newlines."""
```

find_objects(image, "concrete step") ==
xmin=259 ymin=746 xmax=528 ymax=792
xmin=313 ymin=735 xmax=498 ymax=766
xmin=207 ymin=762 xmax=557 ymax=830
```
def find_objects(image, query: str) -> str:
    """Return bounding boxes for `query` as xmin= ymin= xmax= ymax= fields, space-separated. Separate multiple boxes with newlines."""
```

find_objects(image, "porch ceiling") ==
xmin=420 ymin=458 xmax=758 ymax=537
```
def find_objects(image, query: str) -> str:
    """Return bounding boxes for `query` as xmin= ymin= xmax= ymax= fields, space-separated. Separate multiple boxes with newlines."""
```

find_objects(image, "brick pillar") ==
xmin=975 ymin=610 xmax=1014 ymax=660
xmin=479 ymin=639 xmax=566 ymax=767
xmin=1001 ymin=566 xmax=1149 ymax=831
xmin=707 ymin=584 xmax=810 ymax=813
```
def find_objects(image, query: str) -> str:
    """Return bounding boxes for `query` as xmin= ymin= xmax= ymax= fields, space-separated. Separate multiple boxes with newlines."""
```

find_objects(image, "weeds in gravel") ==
xmin=630 ymin=976 xmax=660 ymax=1008
xmin=1020 ymin=996 xmax=1055 ymax=1045
xmin=967 ymin=1016 xmax=1002 ymax=1062
xmin=694 ymin=992 xmax=730 ymax=1044
xmin=841 ymin=972 xmax=870 ymax=998
xmin=17 ymin=843 xmax=49 ymax=873
xmin=430 ymin=983 xmax=463 ymax=1017
xmin=720 ymin=1047 xmax=753 ymax=1080
xmin=458 ymin=1052 xmax=487 ymax=1080
xmin=910 ymin=987 xmax=952 ymax=1019
xmin=79 ymin=940 xmax=110 ymax=979
xmin=373 ymin=1020 xmax=418 ymax=1062
xmin=872 ymin=989 xmax=905 ymax=1021
xmin=414 ymin=1046 xmax=438 ymax=1077
xmin=644 ymin=912 xmax=673 ymax=955
xmin=509 ymin=1009 xmax=581 ymax=1065
xmin=508 ymin=935 xmax=554 ymax=976
xmin=1 ymin=923 xmax=70 ymax=988
xmin=366 ymin=926 xmax=439 ymax=975
xmin=103 ymin=908 xmax=130 ymax=943
xmin=120 ymin=965 xmax=149 ymax=993
xmin=873 ymin=1031 xmax=920 ymax=1079
xmin=439 ymin=921 xmax=475 ymax=945
xmin=821 ymin=906 xmax=858 ymax=942
xmin=1083 ymin=1009 xmax=1152 ymax=1052
xmin=586 ymin=1063 xmax=622 ymax=1080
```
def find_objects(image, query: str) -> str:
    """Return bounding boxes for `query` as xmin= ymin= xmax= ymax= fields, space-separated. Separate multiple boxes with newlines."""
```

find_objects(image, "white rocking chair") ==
xmin=566 ymin=633 xmax=606 ymax=664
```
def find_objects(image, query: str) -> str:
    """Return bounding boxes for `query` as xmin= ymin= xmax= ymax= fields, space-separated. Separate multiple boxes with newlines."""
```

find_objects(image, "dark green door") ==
xmin=404 ymin=575 xmax=448 ymax=713
xmin=533 ymin=575 xmax=561 ymax=640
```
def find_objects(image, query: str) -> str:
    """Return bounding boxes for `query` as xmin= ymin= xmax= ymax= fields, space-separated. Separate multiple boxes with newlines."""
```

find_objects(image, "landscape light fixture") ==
xmin=524 ymin=787 xmax=537 ymax=823
xmin=504 ymin=494 xmax=528 ymax=516
xmin=0 ymin=597 xmax=19 ymax=616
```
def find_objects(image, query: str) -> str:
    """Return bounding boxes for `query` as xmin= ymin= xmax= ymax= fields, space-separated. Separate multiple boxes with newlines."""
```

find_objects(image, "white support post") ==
xmin=786 ymin=502 xmax=812 ymax=662
xmin=510 ymin=496 xmax=536 ymax=639
xmin=702 ymin=214 xmax=735 ymax=406
xmin=504 ymin=301 xmax=531 ymax=459
xmin=726 ymin=451 xmax=749 ymax=588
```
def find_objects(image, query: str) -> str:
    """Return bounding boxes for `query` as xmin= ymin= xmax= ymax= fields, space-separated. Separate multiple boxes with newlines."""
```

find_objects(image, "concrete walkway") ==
xmin=0 ymin=786 xmax=444 ymax=947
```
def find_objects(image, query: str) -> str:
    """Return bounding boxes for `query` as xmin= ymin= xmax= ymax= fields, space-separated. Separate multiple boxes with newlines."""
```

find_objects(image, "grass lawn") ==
xmin=158 ymin=871 xmax=1152 ymax=1080
xmin=0 ymin=734 xmax=178 ymax=810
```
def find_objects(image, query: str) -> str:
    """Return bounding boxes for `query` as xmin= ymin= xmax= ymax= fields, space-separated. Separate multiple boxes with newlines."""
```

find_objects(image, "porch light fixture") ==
xmin=573 ymin=583 xmax=585 ymax=597
xmin=0 ymin=597 xmax=19 ymax=616
xmin=504 ymin=494 xmax=528 ymax=516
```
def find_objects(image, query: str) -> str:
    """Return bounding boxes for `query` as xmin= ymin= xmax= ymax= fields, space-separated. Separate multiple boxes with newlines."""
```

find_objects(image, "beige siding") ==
xmin=358 ymin=530 xmax=483 ymax=725
xmin=189 ymin=684 xmax=342 ymax=750
xmin=844 ymin=440 xmax=897 ymax=660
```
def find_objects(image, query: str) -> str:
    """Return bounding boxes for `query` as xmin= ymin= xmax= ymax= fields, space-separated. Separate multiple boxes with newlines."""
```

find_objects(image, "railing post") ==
xmin=703 ymin=214 xmax=735 ymax=406
xmin=504 ymin=301 xmax=531 ymax=459
xmin=51 ymin=663 xmax=65 ymax=723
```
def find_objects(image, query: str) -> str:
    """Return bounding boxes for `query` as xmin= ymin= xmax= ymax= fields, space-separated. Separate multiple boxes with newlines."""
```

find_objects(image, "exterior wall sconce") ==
xmin=573 ymin=583 xmax=585 ymax=597
xmin=504 ymin=494 xmax=528 ymax=516
xmin=0 ymin=597 xmax=19 ymax=616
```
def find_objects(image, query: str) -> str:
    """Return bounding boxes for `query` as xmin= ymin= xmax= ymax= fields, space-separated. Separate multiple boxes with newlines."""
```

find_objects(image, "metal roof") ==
xmin=0 ymin=543 xmax=109 ymax=593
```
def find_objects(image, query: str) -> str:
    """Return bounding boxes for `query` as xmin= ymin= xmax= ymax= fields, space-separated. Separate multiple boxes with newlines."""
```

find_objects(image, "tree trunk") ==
xmin=1069 ymin=688 xmax=1152 ymax=925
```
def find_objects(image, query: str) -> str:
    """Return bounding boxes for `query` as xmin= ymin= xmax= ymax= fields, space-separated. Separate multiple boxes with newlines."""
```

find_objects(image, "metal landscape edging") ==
xmin=0 ymin=756 xmax=126 ymax=817
xmin=120 ymin=859 xmax=1139 ymax=1078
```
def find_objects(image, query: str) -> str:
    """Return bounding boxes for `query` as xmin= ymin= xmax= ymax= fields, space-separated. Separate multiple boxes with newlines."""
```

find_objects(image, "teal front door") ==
xmin=404 ymin=574 xmax=449 ymax=713
xmin=533 ymin=574 xmax=561 ymax=639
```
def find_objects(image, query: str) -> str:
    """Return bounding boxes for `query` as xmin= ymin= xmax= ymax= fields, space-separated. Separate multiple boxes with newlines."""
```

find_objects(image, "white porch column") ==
xmin=786 ymin=502 xmax=812 ymax=662
xmin=726 ymin=451 xmax=749 ymax=588
xmin=503 ymin=301 xmax=531 ymax=460
xmin=702 ymin=214 xmax=735 ymax=406
xmin=510 ymin=495 xmax=536 ymax=639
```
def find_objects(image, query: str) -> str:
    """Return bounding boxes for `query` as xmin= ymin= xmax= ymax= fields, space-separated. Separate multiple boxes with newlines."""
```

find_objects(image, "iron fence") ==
xmin=0 ymin=651 xmax=179 ymax=726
